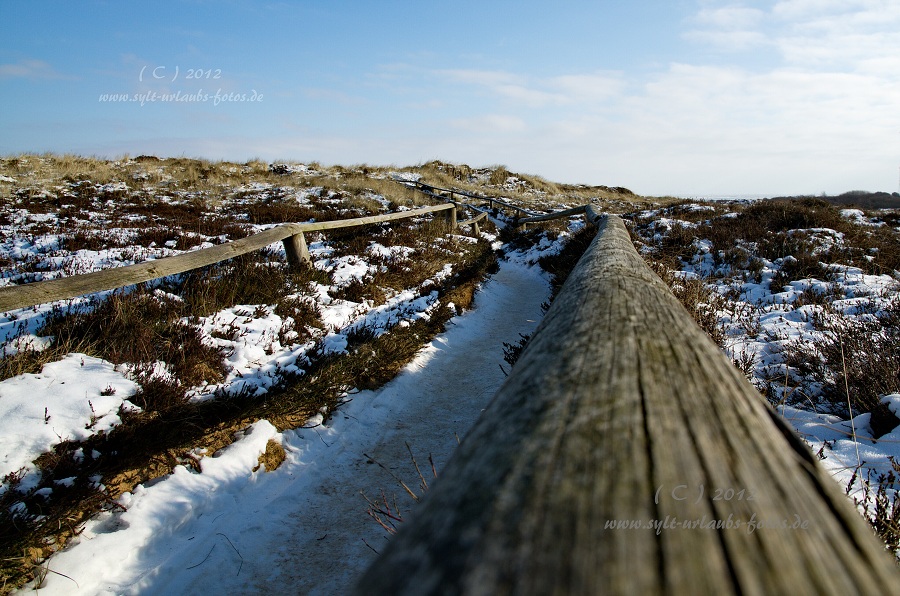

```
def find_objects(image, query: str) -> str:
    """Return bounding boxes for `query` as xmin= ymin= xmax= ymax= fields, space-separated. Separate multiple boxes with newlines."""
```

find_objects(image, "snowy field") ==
xmin=1 ymin=156 xmax=898 ymax=591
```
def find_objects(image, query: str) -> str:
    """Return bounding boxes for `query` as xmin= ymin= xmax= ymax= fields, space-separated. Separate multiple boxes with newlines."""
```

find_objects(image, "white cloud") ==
xmin=684 ymin=4 xmax=769 ymax=50
xmin=684 ymin=1 xmax=900 ymax=78
xmin=440 ymin=69 xmax=565 ymax=107
xmin=425 ymin=51 xmax=900 ymax=194
xmin=694 ymin=5 xmax=766 ymax=28
xmin=450 ymin=114 xmax=527 ymax=133
xmin=440 ymin=69 xmax=523 ymax=88
xmin=438 ymin=69 xmax=623 ymax=108
xmin=682 ymin=29 xmax=769 ymax=50
xmin=772 ymin=0 xmax=854 ymax=20
xmin=550 ymin=73 xmax=626 ymax=103
xmin=0 ymin=59 xmax=68 ymax=80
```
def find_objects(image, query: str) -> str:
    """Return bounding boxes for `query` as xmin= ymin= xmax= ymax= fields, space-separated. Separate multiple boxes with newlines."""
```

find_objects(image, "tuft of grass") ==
xmin=780 ymin=298 xmax=900 ymax=415
xmin=41 ymin=290 xmax=226 ymax=396
xmin=254 ymin=439 xmax=286 ymax=472
xmin=846 ymin=460 xmax=900 ymax=556
xmin=500 ymin=333 xmax=531 ymax=377
xmin=362 ymin=442 xmax=437 ymax=545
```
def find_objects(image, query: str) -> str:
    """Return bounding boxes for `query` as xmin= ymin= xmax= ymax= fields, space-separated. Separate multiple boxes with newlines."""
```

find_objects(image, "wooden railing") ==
xmin=0 ymin=203 xmax=457 ymax=313
xmin=354 ymin=213 xmax=900 ymax=594
xmin=406 ymin=180 xmax=540 ymax=218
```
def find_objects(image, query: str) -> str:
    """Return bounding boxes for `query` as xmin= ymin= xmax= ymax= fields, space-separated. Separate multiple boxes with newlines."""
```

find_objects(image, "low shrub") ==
xmin=781 ymin=299 xmax=900 ymax=415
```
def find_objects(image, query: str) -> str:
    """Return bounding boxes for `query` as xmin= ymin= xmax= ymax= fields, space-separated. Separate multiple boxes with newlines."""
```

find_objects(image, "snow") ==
xmin=841 ymin=208 xmax=881 ymax=226
xmin=389 ymin=171 xmax=421 ymax=183
xmin=0 ymin=354 xmax=139 ymax=491
xmin=23 ymin=258 xmax=552 ymax=594
xmin=195 ymin=305 xmax=312 ymax=399
xmin=782 ymin=396 xmax=900 ymax=505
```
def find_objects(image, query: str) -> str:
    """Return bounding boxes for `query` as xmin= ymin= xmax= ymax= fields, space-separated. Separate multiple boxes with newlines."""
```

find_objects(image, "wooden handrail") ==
xmin=458 ymin=211 xmax=488 ymax=236
xmin=407 ymin=180 xmax=539 ymax=217
xmin=354 ymin=214 xmax=900 ymax=594
xmin=457 ymin=212 xmax=487 ymax=226
xmin=517 ymin=204 xmax=587 ymax=225
xmin=0 ymin=204 xmax=455 ymax=312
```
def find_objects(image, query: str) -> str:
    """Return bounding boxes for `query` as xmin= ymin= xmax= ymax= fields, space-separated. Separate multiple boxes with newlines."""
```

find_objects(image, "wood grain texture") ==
xmin=0 ymin=204 xmax=454 ymax=312
xmin=354 ymin=214 xmax=900 ymax=595
xmin=282 ymin=231 xmax=310 ymax=267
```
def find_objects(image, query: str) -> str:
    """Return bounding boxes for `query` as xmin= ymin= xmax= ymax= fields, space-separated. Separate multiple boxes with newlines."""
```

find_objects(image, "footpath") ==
xmin=33 ymin=258 xmax=551 ymax=595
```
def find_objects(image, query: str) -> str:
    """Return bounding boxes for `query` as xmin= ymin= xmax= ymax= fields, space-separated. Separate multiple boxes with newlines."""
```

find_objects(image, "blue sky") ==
xmin=2 ymin=0 xmax=899 ymax=196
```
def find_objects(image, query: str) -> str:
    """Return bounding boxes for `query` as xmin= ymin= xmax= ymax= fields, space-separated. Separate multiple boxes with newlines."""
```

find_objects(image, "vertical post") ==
xmin=473 ymin=221 xmax=481 ymax=236
xmin=443 ymin=205 xmax=457 ymax=229
xmin=283 ymin=232 xmax=310 ymax=268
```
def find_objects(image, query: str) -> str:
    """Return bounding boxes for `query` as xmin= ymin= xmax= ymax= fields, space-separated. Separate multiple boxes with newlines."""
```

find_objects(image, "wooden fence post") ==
xmin=282 ymin=232 xmax=310 ymax=268
xmin=354 ymin=214 xmax=900 ymax=595
xmin=444 ymin=205 xmax=457 ymax=229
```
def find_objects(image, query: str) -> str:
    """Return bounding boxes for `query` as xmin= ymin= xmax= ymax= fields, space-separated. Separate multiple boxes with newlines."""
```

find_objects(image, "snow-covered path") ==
xmin=32 ymin=258 xmax=551 ymax=595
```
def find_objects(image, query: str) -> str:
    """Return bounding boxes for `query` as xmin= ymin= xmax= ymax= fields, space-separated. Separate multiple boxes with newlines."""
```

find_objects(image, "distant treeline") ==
xmin=770 ymin=191 xmax=900 ymax=209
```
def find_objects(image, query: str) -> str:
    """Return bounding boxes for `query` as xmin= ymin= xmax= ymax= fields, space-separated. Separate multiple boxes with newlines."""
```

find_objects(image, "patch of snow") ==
xmin=390 ymin=171 xmax=421 ymax=183
xmin=0 ymin=354 xmax=139 ymax=490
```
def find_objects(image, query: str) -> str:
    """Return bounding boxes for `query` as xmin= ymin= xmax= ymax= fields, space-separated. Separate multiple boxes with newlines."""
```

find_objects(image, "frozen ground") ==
xmin=23 ymin=257 xmax=551 ymax=595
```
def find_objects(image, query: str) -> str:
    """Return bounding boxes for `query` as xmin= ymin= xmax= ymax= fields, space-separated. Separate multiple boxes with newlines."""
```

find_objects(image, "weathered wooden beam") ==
xmin=517 ymin=204 xmax=587 ymax=225
xmin=457 ymin=212 xmax=487 ymax=227
xmin=458 ymin=211 xmax=488 ymax=236
xmin=354 ymin=214 xmax=900 ymax=595
xmin=0 ymin=223 xmax=304 ymax=313
xmin=584 ymin=203 xmax=603 ymax=226
xmin=443 ymin=205 xmax=457 ymax=229
xmin=297 ymin=203 xmax=453 ymax=232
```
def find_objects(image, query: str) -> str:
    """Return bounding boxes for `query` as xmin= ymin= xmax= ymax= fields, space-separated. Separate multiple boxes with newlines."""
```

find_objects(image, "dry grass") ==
xmin=255 ymin=439 xmax=286 ymax=472
xmin=846 ymin=459 xmax=900 ymax=555
xmin=536 ymin=224 xmax=597 ymax=302
xmin=780 ymin=298 xmax=900 ymax=416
